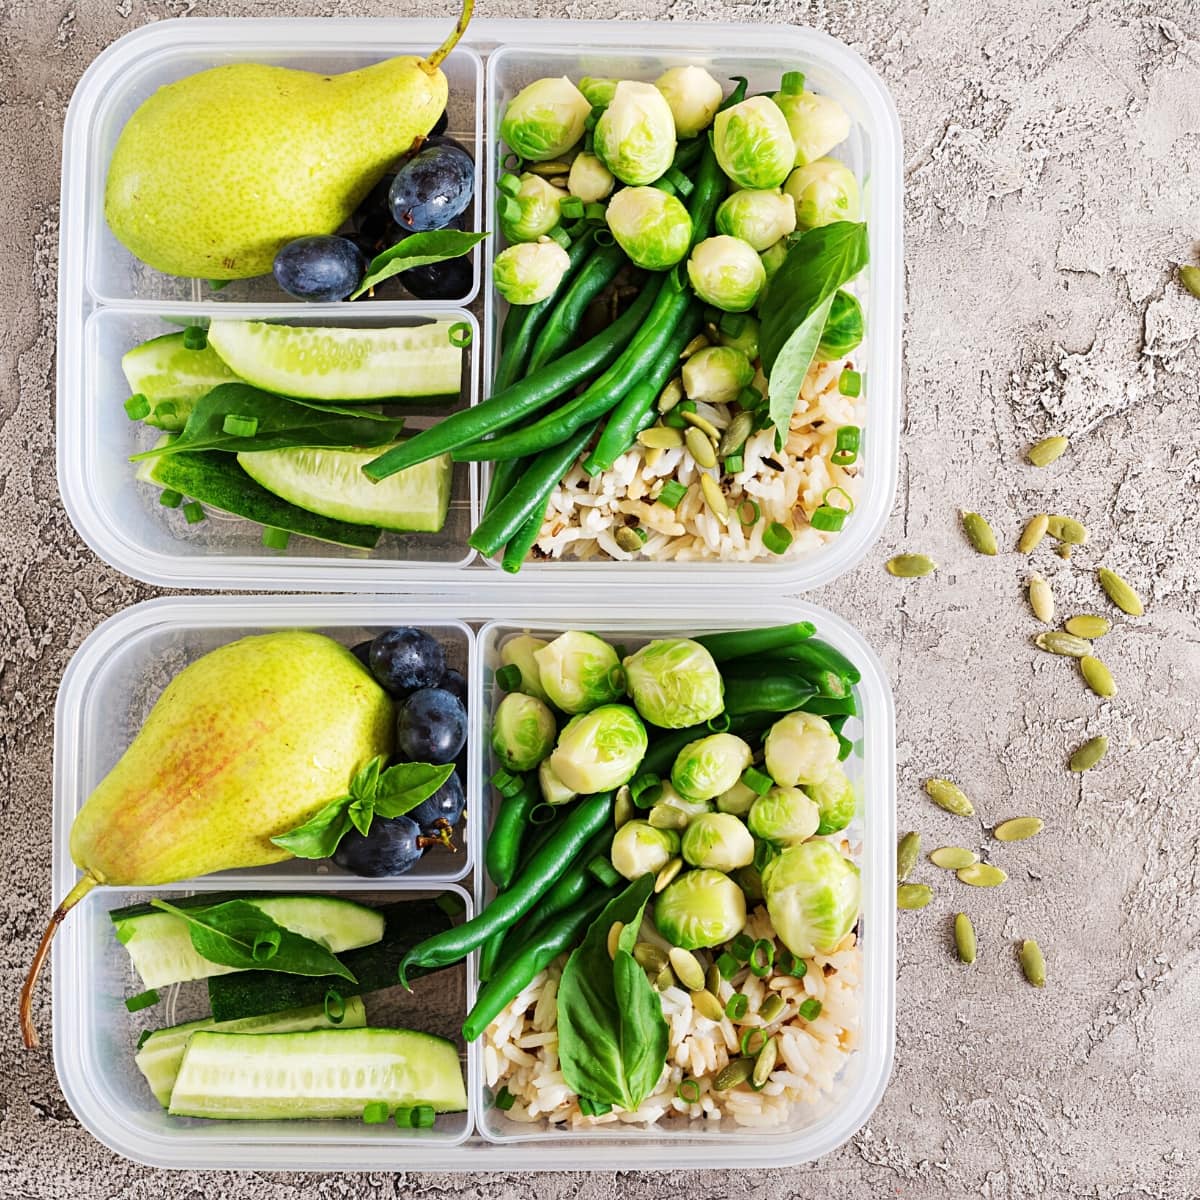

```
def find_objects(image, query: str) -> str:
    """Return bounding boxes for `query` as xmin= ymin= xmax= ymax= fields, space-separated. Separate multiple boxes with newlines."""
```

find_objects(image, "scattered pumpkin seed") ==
xmin=993 ymin=816 xmax=1044 ymax=842
xmin=606 ymin=921 xmax=624 ymax=960
xmin=655 ymin=856 xmax=683 ymax=893
xmin=649 ymin=803 xmax=687 ymax=830
xmin=638 ymin=425 xmax=684 ymax=450
xmin=752 ymin=1037 xmax=777 ymax=1087
xmin=669 ymin=947 xmax=706 ymax=992
xmin=633 ymin=942 xmax=668 ymax=973
xmin=682 ymin=410 xmax=721 ymax=442
xmin=680 ymin=333 xmax=710 ymax=359
xmin=700 ymin=474 xmax=730 ymax=524
xmin=614 ymin=786 xmax=634 ymax=830
xmin=719 ymin=410 xmax=755 ymax=457
xmin=1046 ymin=514 xmax=1088 ymax=545
xmin=1029 ymin=573 xmax=1055 ymax=623
xmin=1179 ymin=264 xmax=1200 ymax=299
xmin=713 ymin=1057 xmax=753 ymax=1090
xmin=897 ymin=831 xmax=921 ymax=882
xmin=925 ymin=778 xmax=975 ymax=817
xmin=657 ymin=376 xmax=684 ymax=413
xmin=643 ymin=446 xmax=665 ymax=470
xmin=527 ymin=159 xmax=572 ymax=177
xmin=654 ymin=964 xmax=677 ymax=991
xmin=614 ymin=525 xmax=646 ymax=554
xmin=1027 ymin=435 xmax=1069 ymax=467
xmin=960 ymin=510 xmax=998 ymax=555
xmin=1097 ymin=567 xmax=1144 ymax=616
xmin=1034 ymin=631 xmax=1092 ymax=658
xmin=1069 ymin=734 xmax=1109 ymax=772
xmin=886 ymin=553 xmax=937 ymax=577
xmin=954 ymin=913 xmax=977 ymax=964
xmin=1064 ymin=614 xmax=1111 ymax=639
xmin=705 ymin=962 xmax=722 ymax=996
xmin=1018 ymin=513 xmax=1050 ymax=553
xmin=897 ymin=883 xmax=933 ymax=909
xmin=1056 ymin=544 xmax=1072 ymax=560
xmin=758 ymin=993 xmax=785 ymax=1023
xmin=1019 ymin=938 xmax=1046 ymax=987
xmin=1080 ymin=654 xmax=1117 ymax=698
xmin=691 ymin=988 xmax=726 ymax=1022
xmin=686 ymin=426 xmax=718 ymax=468
xmin=956 ymin=863 xmax=1007 ymax=887
xmin=930 ymin=846 xmax=979 ymax=870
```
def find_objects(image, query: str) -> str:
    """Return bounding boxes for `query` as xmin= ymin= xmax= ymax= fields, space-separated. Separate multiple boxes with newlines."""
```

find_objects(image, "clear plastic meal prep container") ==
xmin=56 ymin=18 xmax=902 ymax=591
xmin=51 ymin=592 xmax=895 ymax=1170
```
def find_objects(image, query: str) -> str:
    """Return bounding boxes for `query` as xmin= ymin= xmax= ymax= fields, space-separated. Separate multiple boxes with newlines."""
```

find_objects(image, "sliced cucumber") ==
xmin=237 ymin=444 xmax=451 ymax=533
xmin=136 ymin=996 xmax=367 ymax=1107
xmin=144 ymin=450 xmax=382 ymax=549
xmin=122 ymin=332 xmax=239 ymax=431
xmin=206 ymin=320 xmax=463 ymax=401
xmin=168 ymin=1027 xmax=468 ymax=1119
xmin=112 ymin=895 xmax=385 ymax=990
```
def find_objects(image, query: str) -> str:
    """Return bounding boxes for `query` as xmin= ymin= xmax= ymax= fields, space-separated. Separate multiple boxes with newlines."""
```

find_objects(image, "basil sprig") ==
xmin=352 ymin=229 xmax=489 ymax=300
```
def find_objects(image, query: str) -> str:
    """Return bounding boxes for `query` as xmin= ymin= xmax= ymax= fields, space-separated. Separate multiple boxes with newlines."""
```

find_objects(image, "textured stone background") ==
xmin=2 ymin=0 xmax=1198 ymax=1196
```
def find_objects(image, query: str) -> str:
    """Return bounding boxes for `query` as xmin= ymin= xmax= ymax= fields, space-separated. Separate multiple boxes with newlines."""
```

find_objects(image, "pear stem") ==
xmin=20 ymin=874 xmax=98 ymax=1049
xmin=422 ymin=0 xmax=474 ymax=73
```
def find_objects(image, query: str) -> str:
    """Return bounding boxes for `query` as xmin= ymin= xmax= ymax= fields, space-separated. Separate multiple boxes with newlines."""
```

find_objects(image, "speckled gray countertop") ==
xmin=2 ymin=1 xmax=1198 ymax=1196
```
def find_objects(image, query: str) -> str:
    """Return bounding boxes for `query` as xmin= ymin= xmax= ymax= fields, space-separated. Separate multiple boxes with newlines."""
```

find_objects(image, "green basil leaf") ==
xmin=349 ymin=755 xmax=385 ymax=804
xmin=149 ymin=899 xmax=356 ymax=981
xmin=352 ymin=229 xmax=490 ymax=300
xmin=348 ymin=795 xmax=375 ymax=838
xmin=372 ymin=762 xmax=456 ymax=819
xmin=767 ymin=293 xmax=835 ymax=446
xmin=269 ymin=794 xmax=354 ymax=860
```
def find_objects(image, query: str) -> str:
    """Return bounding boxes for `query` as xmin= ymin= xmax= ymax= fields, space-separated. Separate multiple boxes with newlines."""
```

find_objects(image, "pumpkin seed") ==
xmin=607 ymin=921 xmax=624 ymax=960
xmin=681 ymin=333 xmax=710 ymax=359
xmin=1179 ymin=264 xmax=1200 ymax=299
xmin=886 ymin=553 xmax=937 ymax=577
xmin=644 ymin=446 xmax=664 ymax=470
xmin=527 ymin=159 xmax=573 ymax=177
xmin=924 ymin=778 xmax=975 ymax=817
xmin=1069 ymin=734 xmax=1109 ymax=772
xmin=1046 ymin=514 xmax=1088 ymax=545
xmin=700 ymin=474 xmax=730 ymax=524
xmin=1029 ymin=573 xmax=1055 ymax=623
xmin=638 ymin=425 xmax=684 ymax=450
xmin=682 ymin=410 xmax=721 ymax=442
xmin=614 ymin=786 xmax=634 ymax=829
xmin=956 ymin=863 xmax=1007 ymax=887
xmin=705 ymin=962 xmax=722 ymax=996
xmin=1064 ymin=614 xmax=1111 ymax=638
xmin=1056 ymin=544 xmax=1072 ymax=560
xmin=655 ymin=856 xmax=683 ymax=893
xmin=614 ymin=525 xmax=646 ymax=554
xmin=1034 ymin=631 xmax=1092 ymax=657
xmin=929 ymin=846 xmax=979 ymax=870
xmin=1018 ymin=513 xmax=1050 ymax=553
xmin=896 ymin=831 xmax=921 ymax=882
xmin=758 ymin=993 xmax=785 ymax=1023
xmin=669 ymin=947 xmax=706 ymax=992
xmin=633 ymin=942 xmax=668 ymax=973
xmin=1080 ymin=654 xmax=1117 ymax=697
xmin=654 ymin=964 xmax=677 ymax=991
xmin=649 ymin=804 xmax=688 ymax=831
xmin=752 ymin=1037 xmax=778 ymax=1087
xmin=691 ymin=988 xmax=726 ymax=1022
xmin=897 ymin=883 xmax=933 ymax=909
xmin=1027 ymin=435 xmax=1069 ymax=467
xmin=657 ymin=377 xmax=684 ymax=413
xmin=954 ymin=912 xmax=977 ymax=964
xmin=719 ymin=410 xmax=755 ymax=456
xmin=1019 ymin=938 xmax=1046 ymax=987
xmin=961 ymin=510 xmax=998 ymax=555
xmin=993 ymin=816 xmax=1044 ymax=842
xmin=713 ymin=1057 xmax=753 ymax=1090
xmin=686 ymin=426 xmax=717 ymax=469
xmin=1097 ymin=567 xmax=1144 ymax=616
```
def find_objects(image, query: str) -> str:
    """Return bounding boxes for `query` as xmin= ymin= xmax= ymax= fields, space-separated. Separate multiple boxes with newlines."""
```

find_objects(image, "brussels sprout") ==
xmin=671 ymin=733 xmax=753 ymax=802
xmin=491 ymin=691 xmax=557 ymax=773
xmin=686 ymin=236 xmax=767 ymax=313
xmin=734 ymin=863 xmax=765 ymax=903
xmin=654 ymin=868 xmax=747 ymax=949
xmin=611 ymin=820 xmax=680 ymax=880
xmin=784 ymin=158 xmax=861 ymax=230
xmin=764 ymin=711 xmax=840 ymax=787
xmin=716 ymin=779 xmax=758 ymax=817
xmin=655 ymin=65 xmax=724 ymax=138
xmin=773 ymin=76 xmax=852 ymax=167
xmin=567 ymin=152 xmax=615 ymax=204
xmin=747 ymin=785 xmax=820 ymax=847
xmin=594 ymin=81 xmax=677 ymax=186
xmin=493 ymin=240 xmax=571 ymax=305
xmin=605 ymin=187 xmax=693 ymax=270
xmin=712 ymin=96 xmax=795 ymax=190
xmin=533 ymin=630 xmax=624 ymax=714
xmin=622 ymin=638 xmax=724 ymax=728
xmin=682 ymin=812 xmax=755 ymax=872
xmin=715 ymin=313 xmax=761 ymax=361
xmin=500 ymin=174 xmax=567 ymax=243
xmin=715 ymin=189 xmax=797 ymax=252
xmin=761 ymin=840 xmax=861 ymax=957
xmin=651 ymin=782 xmax=714 ymax=826
xmin=804 ymin=766 xmax=857 ymax=835
xmin=682 ymin=344 xmax=755 ymax=404
xmin=760 ymin=239 xmax=790 ymax=286
xmin=550 ymin=703 xmax=648 ymax=793
xmin=815 ymin=290 xmax=864 ymax=361
xmin=499 ymin=634 xmax=551 ymax=704
xmin=500 ymin=76 xmax=592 ymax=162
xmin=579 ymin=76 xmax=619 ymax=108
xmin=539 ymin=757 xmax=577 ymax=806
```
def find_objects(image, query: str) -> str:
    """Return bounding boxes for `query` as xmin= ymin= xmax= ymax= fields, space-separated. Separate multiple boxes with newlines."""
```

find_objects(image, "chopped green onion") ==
xmin=838 ymin=369 xmax=862 ymax=397
xmin=182 ymin=325 xmax=208 ymax=350
xmin=731 ymin=933 xmax=755 ymax=962
xmin=725 ymin=992 xmax=748 ymax=1020
xmin=798 ymin=998 xmax=822 ymax=1021
xmin=435 ymin=892 xmax=466 ymax=918
xmin=780 ymin=70 xmax=806 ymax=94
xmin=494 ymin=1086 xmax=515 ymax=1111
xmin=136 ymin=1029 xmax=154 ymax=1050
xmin=717 ymin=952 xmax=740 ymax=980
xmin=676 ymin=1079 xmax=701 ymax=1104
xmin=663 ymin=407 xmax=688 ymax=429
xmin=495 ymin=663 xmax=522 ymax=692
xmin=323 ymin=987 xmax=346 ymax=1025
xmin=737 ymin=498 xmax=760 ymax=526
xmin=414 ymin=1104 xmax=436 ymax=1128
xmin=749 ymin=938 xmax=775 ymax=978
xmin=719 ymin=312 xmax=747 ymax=337
xmin=679 ymin=400 xmax=697 ymax=414
xmin=497 ymin=172 xmax=522 ymax=197
xmin=630 ymin=772 xmax=663 ymax=809
xmin=123 ymin=393 xmax=150 ymax=420
xmin=124 ymin=988 xmax=159 ymax=1013
xmin=583 ymin=202 xmax=607 ymax=221
xmin=737 ymin=385 xmax=763 ymax=410
xmin=502 ymin=152 xmax=522 ymax=172
xmin=810 ymin=506 xmax=847 ymax=532
xmin=706 ymin=712 xmax=732 ymax=733
xmin=587 ymin=855 xmax=621 ymax=887
xmin=823 ymin=485 xmax=855 ymax=513
xmin=491 ymin=767 xmax=524 ymax=798
xmin=753 ymin=837 xmax=776 ymax=873
xmin=499 ymin=195 xmax=521 ymax=224
xmin=393 ymin=1106 xmax=416 ymax=1128
xmin=762 ymin=521 xmax=793 ymax=555
xmin=831 ymin=425 xmax=861 ymax=466
xmin=529 ymin=802 xmax=557 ymax=825
xmin=221 ymin=413 xmax=258 ymax=438
xmin=158 ymin=489 xmax=183 ymax=509
xmin=546 ymin=225 xmax=571 ymax=249
xmin=724 ymin=453 xmax=744 ymax=475
xmin=560 ymin=196 xmax=585 ymax=219
xmin=657 ymin=480 xmax=688 ymax=509
xmin=776 ymin=949 xmax=805 ymax=978
xmin=362 ymin=1101 xmax=390 ymax=1124
xmin=448 ymin=321 xmax=474 ymax=348
xmin=594 ymin=228 xmax=615 ymax=247
xmin=740 ymin=1027 xmax=767 ymax=1057
xmin=662 ymin=166 xmax=693 ymax=196
xmin=740 ymin=766 xmax=773 ymax=796
xmin=261 ymin=526 xmax=290 ymax=550
xmin=182 ymin=501 xmax=205 ymax=524
xmin=155 ymin=400 xmax=177 ymax=421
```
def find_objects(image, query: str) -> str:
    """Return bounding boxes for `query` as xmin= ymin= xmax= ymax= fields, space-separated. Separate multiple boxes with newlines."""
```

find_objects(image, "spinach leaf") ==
xmin=129 ymin=383 xmax=404 ymax=461
xmin=556 ymin=875 xmax=669 ymax=1111
xmin=149 ymin=898 xmax=356 ymax=981
xmin=352 ymin=229 xmax=489 ymax=300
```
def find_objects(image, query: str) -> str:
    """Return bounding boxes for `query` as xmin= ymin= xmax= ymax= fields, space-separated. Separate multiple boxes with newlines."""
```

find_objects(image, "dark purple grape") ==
xmin=332 ymin=814 xmax=428 ymax=877
xmin=408 ymin=770 xmax=466 ymax=835
xmin=368 ymin=627 xmax=445 ymax=697
xmin=400 ymin=254 xmax=473 ymax=301
xmin=353 ymin=174 xmax=398 ymax=253
xmin=273 ymin=235 xmax=365 ymax=302
xmin=350 ymin=640 xmax=374 ymax=669
xmin=396 ymin=687 xmax=467 ymax=764
xmin=437 ymin=667 xmax=468 ymax=707
xmin=420 ymin=133 xmax=470 ymax=157
xmin=388 ymin=145 xmax=474 ymax=233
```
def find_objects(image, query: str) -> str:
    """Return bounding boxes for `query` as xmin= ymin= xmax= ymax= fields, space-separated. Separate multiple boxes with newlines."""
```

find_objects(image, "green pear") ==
xmin=20 ymin=631 xmax=393 ymax=1047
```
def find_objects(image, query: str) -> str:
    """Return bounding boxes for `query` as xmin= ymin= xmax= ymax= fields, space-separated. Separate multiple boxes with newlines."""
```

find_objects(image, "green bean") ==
xmin=506 ymin=828 xmax=610 ymax=948
xmin=527 ymin=241 xmax=627 ymax=372
xmin=719 ymin=657 xmax=850 ymax=700
xmin=484 ymin=456 xmax=529 ymax=519
xmin=500 ymin=493 xmax=550 ymax=574
xmin=771 ymin=638 xmax=863 ymax=685
xmin=695 ymin=622 xmax=818 ymax=662
xmin=671 ymin=136 xmax=706 ymax=173
xmin=477 ymin=925 xmax=507 ymax=983
xmin=723 ymin=675 xmax=818 ymax=716
xmin=485 ymin=775 xmax=538 ymax=891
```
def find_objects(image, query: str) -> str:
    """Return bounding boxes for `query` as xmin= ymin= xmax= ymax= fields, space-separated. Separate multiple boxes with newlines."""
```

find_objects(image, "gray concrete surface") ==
xmin=3 ymin=0 xmax=1199 ymax=1196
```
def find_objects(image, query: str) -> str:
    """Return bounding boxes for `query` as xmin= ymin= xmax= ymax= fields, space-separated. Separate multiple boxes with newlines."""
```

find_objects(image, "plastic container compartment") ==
xmin=52 ymin=592 xmax=895 ymax=1169
xmin=57 ymin=19 xmax=901 ymax=590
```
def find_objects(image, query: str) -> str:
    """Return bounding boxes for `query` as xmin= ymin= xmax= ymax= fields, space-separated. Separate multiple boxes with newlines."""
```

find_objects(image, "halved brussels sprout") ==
xmin=538 ymin=756 xmax=577 ymax=806
xmin=622 ymin=638 xmax=723 ymax=728
xmin=763 ymin=711 xmax=840 ymax=787
xmin=501 ymin=174 xmax=567 ymax=243
xmin=815 ymin=290 xmax=864 ymax=361
xmin=715 ymin=313 xmax=761 ymax=361
xmin=549 ymin=703 xmax=648 ymax=793
xmin=655 ymin=65 xmax=724 ymax=138
xmin=784 ymin=158 xmax=861 ymax=230
xmin=611 ymin=820 xmax=680 ymax=880
xmin=772 ymin=74 xmax=852 ymax=167
xmin=491 ymin=691 xmax=557 ymax=772
xmin=682 ymin=344 xmax=755 ymax=404
xmin=500 ymin=76 xmax=592 ymax=162
xmin=493 ymin=240 xmax=571 ymax=305
xmin=715 ymin=189 xmax=797 ymax=252
xmin=716 ymin=778 xmax=758 ymax=817
xmin=671 ymin=733 xmax=753 ymax=802
xmin=760 ymin=239 xmax=790 ymax=286
xmin=567 ymin=152 xmax=615 ymax=204
xmin=687 ymin=236 xmax=767 ymax=313
xmin=762 ymin=840 xmax=860 ymax=957
xmin=533 ymin=630 xmax=624 ymax=714
xmin=499 ymin=634 xmax=551 ymax=704
xmin=747 ymin=785 xmax=820 ymax=847
xmin=712 ymin=96 xmax=795 ymax=190
xmin=681 ymin=812 xmax=755 ymax=872
xmin=579 ymin=76 xmax=619 ymax=108
xmin=594 ymin=81 xmax=677 ymax=186
xmin=654 ymin=868 xmax=747 ymax=949
xmin=804 ymin=766 xmax=857 ymax=835
xmin=605 ymin=186 xmax=693 ymax=270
